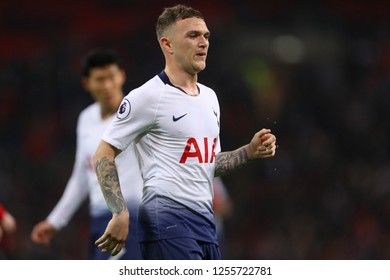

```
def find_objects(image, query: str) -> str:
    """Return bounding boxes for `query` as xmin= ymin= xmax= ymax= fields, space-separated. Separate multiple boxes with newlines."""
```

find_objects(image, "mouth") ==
xmin=104 ymin=94 xmax=113 ymax=102
xmin=195 ymin=52 xmax=207 ymax=59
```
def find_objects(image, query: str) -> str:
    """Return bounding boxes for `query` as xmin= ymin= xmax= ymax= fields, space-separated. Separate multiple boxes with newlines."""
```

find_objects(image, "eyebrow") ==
xmin=186 ymin=30 xmax=211 ymax=36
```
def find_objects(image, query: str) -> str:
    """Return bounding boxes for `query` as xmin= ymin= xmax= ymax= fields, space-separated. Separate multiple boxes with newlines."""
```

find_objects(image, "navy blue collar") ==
xmin=158 ymin=70 xmax=200 ymax=95
xmin=158 ymin=70 xmax=171 ymax=85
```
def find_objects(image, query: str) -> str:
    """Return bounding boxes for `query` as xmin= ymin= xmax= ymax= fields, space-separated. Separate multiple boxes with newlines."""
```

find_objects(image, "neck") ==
xmin=165 ymin=67 xmax=199 ymax=96
xmin=101 ymin=107 xmax=115 ymax=120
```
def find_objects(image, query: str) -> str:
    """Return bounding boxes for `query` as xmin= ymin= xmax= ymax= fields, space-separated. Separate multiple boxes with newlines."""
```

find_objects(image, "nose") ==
xmin=199 ymin=36 xmax=209 ymax=48
xmin=102 ymin=78 xmax=114 ymax=90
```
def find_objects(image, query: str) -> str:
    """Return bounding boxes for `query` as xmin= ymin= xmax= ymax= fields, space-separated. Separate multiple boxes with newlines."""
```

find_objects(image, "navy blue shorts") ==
xmin=89 ymin=207 xmax=141 ymax=260
xmin=140 ymin=238 xmax=221 ymax=260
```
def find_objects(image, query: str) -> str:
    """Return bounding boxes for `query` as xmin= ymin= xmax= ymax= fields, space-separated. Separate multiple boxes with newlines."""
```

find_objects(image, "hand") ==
xmin=1 ymin=211 xmax=17 ymax=235
xmin=1 ymin=211 xmax=17 ymax=242
xmin=245 ymin=128 xmax=277 ymax=159
xmin=31 ymin=220 xmax=56 ymax=245
xmin=95 ymin=211 xmax=129 ymax=257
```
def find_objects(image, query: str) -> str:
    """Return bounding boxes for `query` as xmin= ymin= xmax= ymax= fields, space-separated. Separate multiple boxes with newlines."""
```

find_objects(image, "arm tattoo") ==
xmin=214 ymin=146 xmax=250 ymax=177
xmin=94 ymin=157 xmax=127 ymax=214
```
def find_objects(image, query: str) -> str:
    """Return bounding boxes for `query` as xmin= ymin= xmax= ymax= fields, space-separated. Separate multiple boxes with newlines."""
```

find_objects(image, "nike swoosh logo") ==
xmin=172 ymin=113 xmax=187 ymax=122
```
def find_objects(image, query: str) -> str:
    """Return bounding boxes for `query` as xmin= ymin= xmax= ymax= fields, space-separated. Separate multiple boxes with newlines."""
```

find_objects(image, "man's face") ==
xmin=83 ymin=64 xmax=125 ymax=109
xmin=168 ymin=17 xmax=210 ymax=74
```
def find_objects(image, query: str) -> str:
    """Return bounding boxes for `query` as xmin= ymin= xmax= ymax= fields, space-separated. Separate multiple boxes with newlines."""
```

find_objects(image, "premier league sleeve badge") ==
xmin=116 ymin=98 xmax=131 ymax=120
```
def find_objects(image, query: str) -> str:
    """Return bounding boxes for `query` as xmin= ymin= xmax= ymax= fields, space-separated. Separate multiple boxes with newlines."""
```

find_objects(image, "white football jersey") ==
xmin=47 ymin=102 xmax=143 ymax=229
xmin=103 ymin=71 xmax=221 ymax=243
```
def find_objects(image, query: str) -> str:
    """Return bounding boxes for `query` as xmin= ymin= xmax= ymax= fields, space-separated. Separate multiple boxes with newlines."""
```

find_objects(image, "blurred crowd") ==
xmin=1 ymin=0 xmax=390 ymax=259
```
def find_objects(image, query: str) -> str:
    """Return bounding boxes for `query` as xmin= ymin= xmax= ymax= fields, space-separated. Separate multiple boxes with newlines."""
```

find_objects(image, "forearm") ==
xmin=93 ymin=142 xmax=127 ymax=215
xmin=47 ymin=176 xmax=87 ymax=229
xmin=214 ymin=145 xmax=251 ymax=177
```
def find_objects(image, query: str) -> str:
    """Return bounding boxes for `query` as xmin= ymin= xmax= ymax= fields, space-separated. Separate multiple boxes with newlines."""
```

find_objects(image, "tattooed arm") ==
xmin=93 ymin=140 xmax=129 ymax=256
xmin=214 ymin=128 xmax=277 ymax=177
xmin=94 ymin=142 xmax=126 ymax=214
xmin=214 ymin=146 xmax=250 ymax=177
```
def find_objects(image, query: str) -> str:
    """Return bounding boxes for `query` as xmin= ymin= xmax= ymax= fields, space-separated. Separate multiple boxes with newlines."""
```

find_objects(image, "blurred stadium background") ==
xmin=1 ymin=0 xmax=390 ymax=259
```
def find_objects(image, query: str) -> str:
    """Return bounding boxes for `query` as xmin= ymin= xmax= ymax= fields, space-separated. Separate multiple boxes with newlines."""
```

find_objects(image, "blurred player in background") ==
xmin=31 ymin=49 xmax=143 ymax=260
xmin=212 ymin=177 xmax=233 ymax=258
xmin=0 ymin=203 xmax=17 ymax=259
xmin=93 ymin=4 xmax=277 ymax=260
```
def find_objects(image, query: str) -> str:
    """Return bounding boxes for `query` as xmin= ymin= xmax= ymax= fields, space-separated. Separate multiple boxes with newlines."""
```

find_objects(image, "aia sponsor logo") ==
xmin=179 ymin=137 xmax=217 ymax=163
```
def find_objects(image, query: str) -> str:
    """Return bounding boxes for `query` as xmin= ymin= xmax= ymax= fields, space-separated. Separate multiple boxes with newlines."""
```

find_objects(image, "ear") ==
xmin=81 ymin=77 xmax=90 ymax=91
xmin=120 ymin=69 xmax=126 ymax=84
xmin=160 ymin=37 xmax=173 ymax=54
